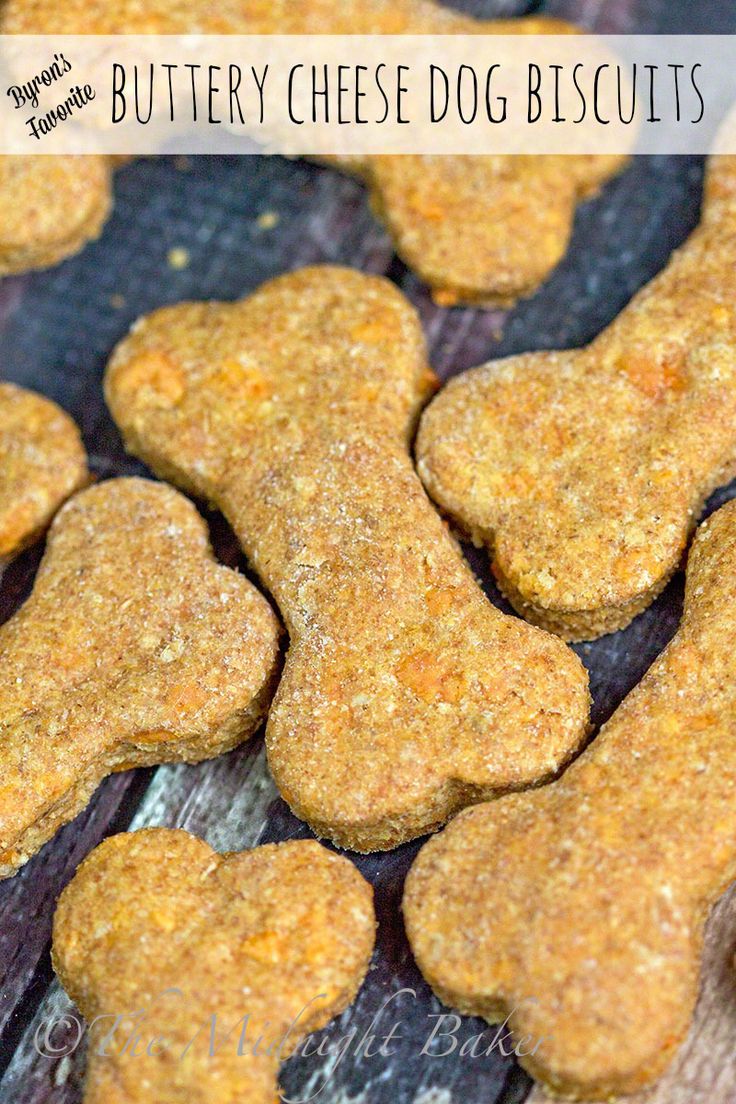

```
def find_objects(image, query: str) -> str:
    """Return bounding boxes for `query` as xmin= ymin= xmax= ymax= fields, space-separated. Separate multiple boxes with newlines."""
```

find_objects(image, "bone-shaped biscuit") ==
xmin=339 ymin=152 xmax=624 ymax=308
xmin=105 ymin=266 xmax=590 ymax=851
xmin=53 ymin=828 xmax=375 ymax=1104
xmin=404 ymin=497 xmax=736 ymax=1100
xmin=1 ymin=0 xmax=623 ymax=302
xmin=0 ymin=381 xmax=88 ymax=562
xmin=0 ymin=477 xmax=280 ymax=876
xmin=417 ymin=155 xmax=736 ymax=639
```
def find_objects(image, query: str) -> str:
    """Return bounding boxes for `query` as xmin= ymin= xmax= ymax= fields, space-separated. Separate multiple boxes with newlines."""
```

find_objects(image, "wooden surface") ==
xmin=1 ymin=2 xmax=735 ymax=1102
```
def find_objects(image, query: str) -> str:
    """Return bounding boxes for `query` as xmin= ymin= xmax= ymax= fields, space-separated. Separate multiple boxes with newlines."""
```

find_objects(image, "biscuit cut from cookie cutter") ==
xmin=105 ymin=265 xmax=590 ymax=852
xmin=417 ymin=154 xmax=736 ymax=639
xmin=405 ymin=497 xmax=736 ymax=1100
xmin=0 ymin=0 xmax=624 ymax=300
xmin=0 ymin=477 xmax=281 ymax=877
xmin=0 ymin=157 xmax=112 ymax=277
xmin=326 ymin=150 xmax=625 ymax=308
xmin=53 ymin=829 xmax=375 ymax=1104
xmin=0 ymin=381 xmax=88 ymax=563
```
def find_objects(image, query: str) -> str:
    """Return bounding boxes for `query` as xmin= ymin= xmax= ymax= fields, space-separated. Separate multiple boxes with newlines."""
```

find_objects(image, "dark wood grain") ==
xmin=0 ymin=1 xmax=734 ymax=1102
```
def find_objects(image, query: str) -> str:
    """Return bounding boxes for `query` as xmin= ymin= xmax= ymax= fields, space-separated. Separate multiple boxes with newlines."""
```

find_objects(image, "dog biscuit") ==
xmin=0 ymin=477 xmax=280 ymax=876
xmin=417 ymin=155 xmax=736 ymax=638
xmin=1 ymin=0 xmax=623 ymax=301
xmin=405 ymin=498 xmax=736 ymax=1100
xmin=0 ymin=157 xmax=112 ymax=277
xmin=0 ymin=381 xmax=88 ymax=562
xmin=53 ymin=828 xmax=375 ymax=1104
xmin=341 ymin=153 xmax=625 ymax=308
xmin=105 ymin=265 xmax=590 ymax=851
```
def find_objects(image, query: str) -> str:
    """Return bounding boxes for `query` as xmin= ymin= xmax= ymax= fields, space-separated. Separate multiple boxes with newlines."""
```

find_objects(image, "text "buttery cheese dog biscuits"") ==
xmin=0 ymin=478 xmax=280 ymax=876
xmin=105 ymin=266 xmax=590 ymax=851
xmin=0 ymin=381 xmax=88 ymax=562
xmin=405 ymin=498 xmax=736 ymax=1101
xmin=53 ymin=829 xmax=375 ymax=1104
xmin=417 ymin=155 xmax=736 ymax=639
xmin=1 ymin=0 xmax=624 ymax=301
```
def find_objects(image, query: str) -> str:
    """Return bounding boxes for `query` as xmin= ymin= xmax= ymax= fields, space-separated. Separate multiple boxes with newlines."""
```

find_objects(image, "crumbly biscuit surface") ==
xmin=0 ymin=157 xmax=112 ymax=277
xmin=357 ymin=152 xmax=625 ymax=308
xmin=0 ymin=381 xmax=88 ymax=560
xmin=106 ymin=266 xmax=589 ymax=852
xmin=405 ymin=498 xmax=736 ymax=1100
xmin=53 ymin=829 xmax=375 ymax=1104
xmin=417 ymin=155 xmax=736 ymax=638
xmin=0 ymin=477 xmax=281 ymax=876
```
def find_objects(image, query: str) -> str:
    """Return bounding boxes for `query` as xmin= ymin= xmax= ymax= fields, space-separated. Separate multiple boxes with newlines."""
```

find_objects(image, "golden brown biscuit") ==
xmin=0 ymin=157 xmax=112 ymax=277
xmin=0 ymin=381 xmax=88 ymax=562
xmin=1 ymin=0 xmax=254 ymax=32
xmin=0 ymin=0 xmax=581 ymax=40
xmin=417 ymin=155 xmax=736 ymax=640
xmin=1 ymin=0 xmax=624 ymax=302
xmin=0 ymin=477 xmax=280 ymax=876
xmin=348 ymin=153 xmax=625 ymax=309
xmin=404 ymin=498 xmax=736 ymax=1101
xmin=105 ymin=265 xmax=590 ymax=852
xmin=53 ymin=829 xmax=375 ymax=1104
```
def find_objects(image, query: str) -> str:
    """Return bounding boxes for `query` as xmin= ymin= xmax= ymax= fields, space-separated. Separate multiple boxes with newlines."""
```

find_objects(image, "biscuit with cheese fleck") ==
xmin=105 ymin=265 xmax=590 ymax=851
xmin=405 ymin=499 xmax=736 ymax=1100
xmin=0 ymin=381 xmax=88 ymax=562
xmin=53 ymin=829 xmax=375 ymax=1104
xmin=0 ymin=477 xmax=280 ymax=876
xmin=0 ymin=157 xmax=112 ymax=277
xmin=417 ymin=155 xmax=736 ymax=638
